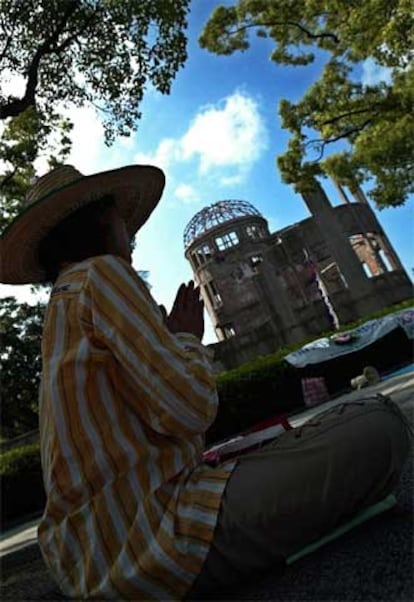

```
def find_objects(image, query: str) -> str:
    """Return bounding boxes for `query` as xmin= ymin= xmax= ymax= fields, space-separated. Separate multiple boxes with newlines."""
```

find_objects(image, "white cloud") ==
xmin=134 ymin=138 xmax=181 ymax=174
xmin=133 ymin=91 xmax=267 ymax=185
xmin=219 ymin=171 xmax=246 ymax=187
xmin=361 ymin=58 xmax=392 ymax=86
xmin=181 ymin=92 xmax=267 ymax=173
xmin=174 ymin=183 xmax=198 ymax=204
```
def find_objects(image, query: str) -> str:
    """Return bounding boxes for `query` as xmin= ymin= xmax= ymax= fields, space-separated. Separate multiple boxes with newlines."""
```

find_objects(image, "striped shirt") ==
xmin=38 ymin=254 xmax=235 ymax=600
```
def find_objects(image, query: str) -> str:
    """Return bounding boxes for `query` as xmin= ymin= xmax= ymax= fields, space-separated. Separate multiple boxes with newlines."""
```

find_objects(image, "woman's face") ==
xmin=101 ymin=205 xmax=132 ymax=264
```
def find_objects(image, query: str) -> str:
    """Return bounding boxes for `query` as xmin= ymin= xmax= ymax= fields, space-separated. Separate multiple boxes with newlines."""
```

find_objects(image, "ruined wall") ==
xmin=186 ymin=213 xmax=278 ymax=342
xmin=184 ymin=198 xmax=412 ymax=372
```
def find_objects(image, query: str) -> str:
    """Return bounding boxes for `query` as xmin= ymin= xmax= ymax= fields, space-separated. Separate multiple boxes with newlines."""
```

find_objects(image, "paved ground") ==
xmin=1 ymin=370 xmax=413 ymax=601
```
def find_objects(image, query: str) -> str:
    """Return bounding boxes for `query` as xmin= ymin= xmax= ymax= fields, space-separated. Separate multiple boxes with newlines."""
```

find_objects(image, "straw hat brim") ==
xmin=0 ymin=164 xmax=165 ymax=284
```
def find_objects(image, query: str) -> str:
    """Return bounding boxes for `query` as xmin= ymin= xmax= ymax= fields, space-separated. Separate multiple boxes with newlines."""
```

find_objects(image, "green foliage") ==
xmin=0 ymin=443 xmax=41 ymax=476
xmin=0 ymin=106 xmax=72 ymax=233
xmin=209 ymin=358 xmax=302 ymax=443
xmin=0 ymin=0 xmax=190 ymax=139
xmin=1 ymin=443 xmax=45 ymax=526
xmin=0 ymin=0 xmax=190 ymax=220
xmin=0 ymin=297 xmax=45 ymax=439
xmin=200 ymin=0 xmax=414 ymax=207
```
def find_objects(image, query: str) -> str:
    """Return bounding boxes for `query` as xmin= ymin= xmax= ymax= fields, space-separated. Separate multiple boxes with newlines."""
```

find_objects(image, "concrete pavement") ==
xmin=0 ymin=518 xmax=39 ymax=558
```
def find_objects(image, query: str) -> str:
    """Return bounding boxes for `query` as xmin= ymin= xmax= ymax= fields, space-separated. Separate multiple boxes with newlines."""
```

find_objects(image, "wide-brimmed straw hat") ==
xmin=0 ymin=164 xmax=165 ymax=284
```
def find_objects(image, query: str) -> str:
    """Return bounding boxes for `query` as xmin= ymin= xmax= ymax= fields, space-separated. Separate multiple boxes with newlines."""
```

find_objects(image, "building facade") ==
xmin=183 ymin=180 xmax=412 ymax=371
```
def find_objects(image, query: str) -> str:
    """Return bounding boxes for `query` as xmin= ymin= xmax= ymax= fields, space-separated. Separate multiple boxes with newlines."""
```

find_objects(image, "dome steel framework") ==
xmin=184 ymin=199 xmax=263 ymax=249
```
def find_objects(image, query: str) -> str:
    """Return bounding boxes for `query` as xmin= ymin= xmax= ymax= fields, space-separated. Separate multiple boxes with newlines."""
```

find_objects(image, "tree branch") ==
xmin=51 ymin=10 xmax=98 ymax=54
xmin=88 ymin=99 xmax=112 ymax=114
xmin=315 ymin=106 xmax=381 ymax=128
xmin=307 ymin=117 xmax=375 ymax=161
xmin=0 ymin=3 xmax=79 ymax=120
xmin=0 ymin=32 xmax=13 ymax=63
xmin=229 ymin=20 xmax=340 ymax=44
xmin=0 ymin=9 xmax=18 ymax=63
xmin=0 ymin=167 xmax=18 ymax=190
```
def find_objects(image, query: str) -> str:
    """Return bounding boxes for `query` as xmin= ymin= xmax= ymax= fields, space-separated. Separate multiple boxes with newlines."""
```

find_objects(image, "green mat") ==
xmin=286 ymin=493 xmax=397 ymax=565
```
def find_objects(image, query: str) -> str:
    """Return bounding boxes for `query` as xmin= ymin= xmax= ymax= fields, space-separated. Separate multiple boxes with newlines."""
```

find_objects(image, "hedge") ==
xmin=207 ymin=359 xmax=303 ymax=444
xmin=1 ymin=443 xmax=45 ymax=528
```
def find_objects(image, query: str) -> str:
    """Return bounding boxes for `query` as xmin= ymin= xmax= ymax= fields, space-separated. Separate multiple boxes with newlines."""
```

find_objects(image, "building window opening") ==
xmin=250 ymin=254 xmax=263 ymax=272
xmin=349 ymin=234 xmax=362 ymax=245
xmin=378 ymin=249 xmax=394 ymax=272
xmin=247 ymin=224 xmax=266 ymax=239
xmin=195 ymin=243 xmax=212 ymax=264
xmin=216 ymin=231 xmax=239 ymax=251
xmin=250 ymin=254 xmax=263 ymax=265
xmin=223 ymin=323 xmax=236 ymax=339
xmin=246 ymin=224 xmax=261 ymax=239
xmin=209 ymin=280 xmax=222 ymax=307
xmin=362 ymin=262 xmax=373 ymax=278
xmin=191 ymin=252 xmax=199 ymax=268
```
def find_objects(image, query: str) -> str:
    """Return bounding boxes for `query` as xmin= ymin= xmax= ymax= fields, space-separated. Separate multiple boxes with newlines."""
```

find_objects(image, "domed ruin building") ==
xmin=183 ymin=180 xmax=412 ymax=371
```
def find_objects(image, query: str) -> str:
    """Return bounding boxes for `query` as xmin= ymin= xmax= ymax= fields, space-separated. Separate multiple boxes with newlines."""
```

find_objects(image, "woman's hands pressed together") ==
xmin=159 ymin=280 xmax=204 ymax=341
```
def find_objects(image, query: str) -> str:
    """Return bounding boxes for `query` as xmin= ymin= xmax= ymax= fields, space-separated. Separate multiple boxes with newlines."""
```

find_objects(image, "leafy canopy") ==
xmin=200 ymin=0 xmax=414 ymax=207
xmin=0 ymin=297 xmax=45 ymax=439
xmin=0 ymin=106 xmax=73 ymax=234
xmin=1 ymin=0 xmax=190 ymax=140
xmin=0 ymin=0 xmax=190 ymax=228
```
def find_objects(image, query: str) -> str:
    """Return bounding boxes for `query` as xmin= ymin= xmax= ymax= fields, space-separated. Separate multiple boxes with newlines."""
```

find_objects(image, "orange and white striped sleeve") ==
xmin=78 ymin=254 xmax=219 ymax=437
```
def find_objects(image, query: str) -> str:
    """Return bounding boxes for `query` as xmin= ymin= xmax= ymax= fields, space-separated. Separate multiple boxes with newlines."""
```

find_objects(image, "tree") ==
xmin=0 ymin=106 xmax=72 ymax=234
xmin=1 ymin=0 xmax=190 ymax=225
xmin=0 ymin=297 xmax=45 ymax=439
xmin=200 ymin=1 xmax=414 ymax=208
xmin=1 ymin=0 xmax=190 ymax=139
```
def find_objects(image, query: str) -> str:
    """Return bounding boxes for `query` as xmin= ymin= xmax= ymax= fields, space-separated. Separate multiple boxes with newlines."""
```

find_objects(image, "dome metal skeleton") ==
xmin=183 ymin=199 xmax=263 ymax=249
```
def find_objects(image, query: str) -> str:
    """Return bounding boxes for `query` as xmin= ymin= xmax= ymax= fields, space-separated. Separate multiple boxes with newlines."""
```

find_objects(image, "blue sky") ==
xmin=1 ymin=1 xmax=413 ymax=344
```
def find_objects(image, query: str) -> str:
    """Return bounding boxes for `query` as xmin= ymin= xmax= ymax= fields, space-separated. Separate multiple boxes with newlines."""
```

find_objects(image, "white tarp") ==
xmin=285 ymin=307 xmax=414 ymax=368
